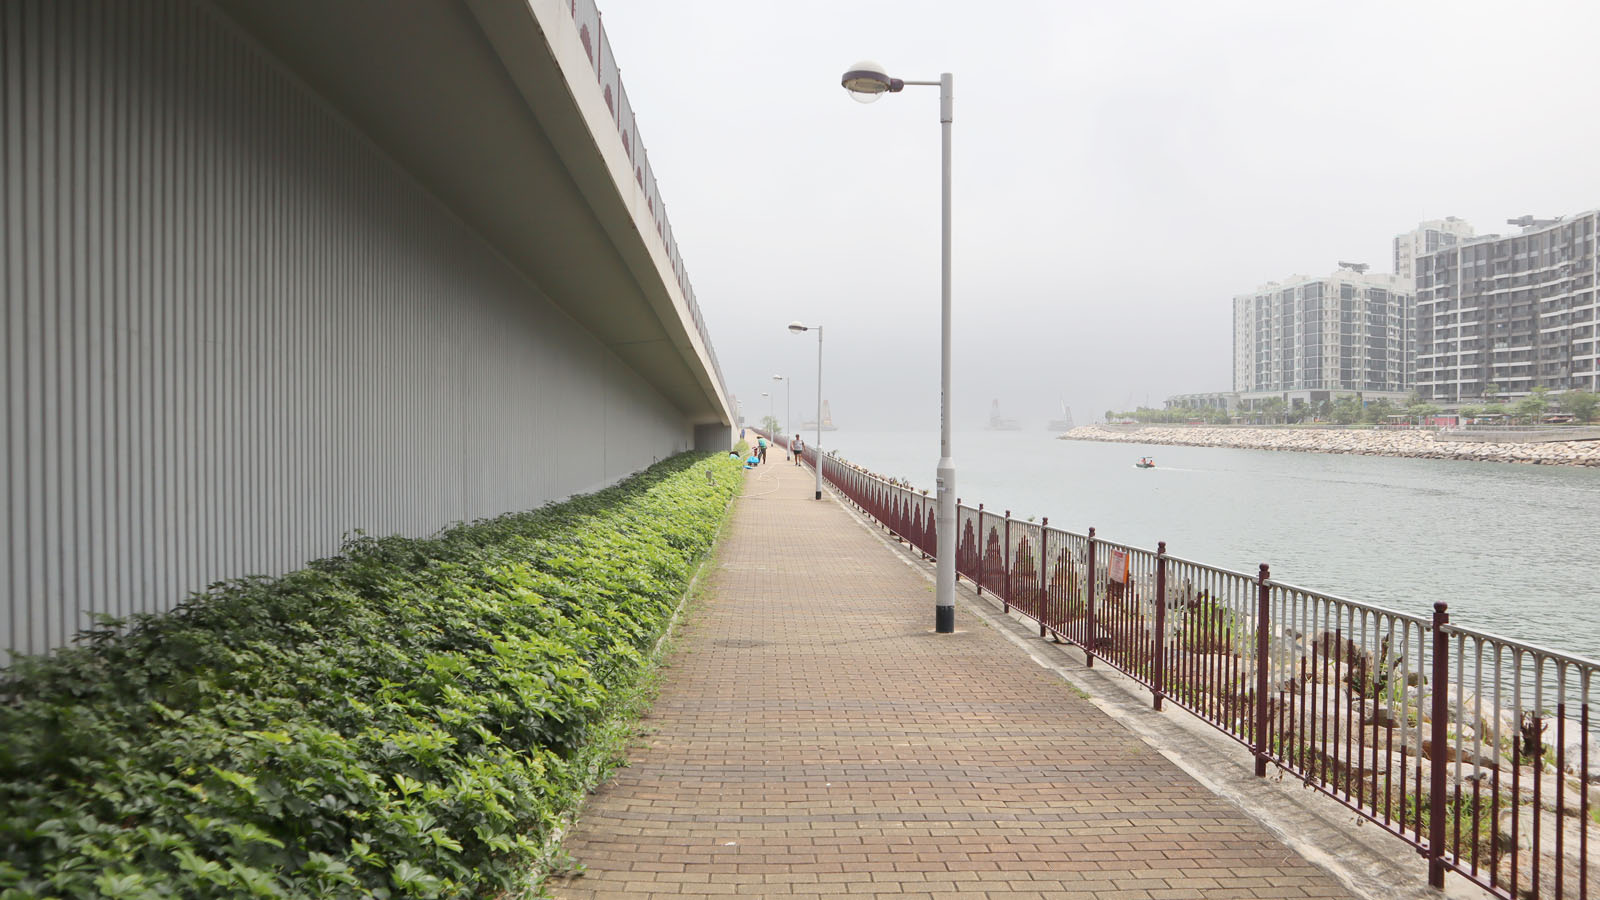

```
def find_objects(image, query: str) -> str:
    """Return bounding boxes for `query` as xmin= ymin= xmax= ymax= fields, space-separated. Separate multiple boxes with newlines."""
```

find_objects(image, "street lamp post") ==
xmin=772 ymin=374 xmax=790 ymax=440
xmin=788 ymin=322 xmax=823 ymax=500
xmin=840 ymin=61 xmax=956 ymax=634
xmin=760 ymin=391 xmax=771 ymax=437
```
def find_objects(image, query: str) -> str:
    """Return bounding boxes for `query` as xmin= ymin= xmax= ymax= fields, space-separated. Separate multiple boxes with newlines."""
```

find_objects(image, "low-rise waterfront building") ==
xmin=1165 ymin=392 xmax=1239 ymax=413
xmin=1415 ymin=210 xmax=1600 ymax=403
xmin=1232 ymin=267 xmax=1415 ymax=410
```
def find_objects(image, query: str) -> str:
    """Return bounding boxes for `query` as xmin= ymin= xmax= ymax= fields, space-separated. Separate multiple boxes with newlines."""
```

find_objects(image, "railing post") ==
xmin=975 ymin=503 xmax=984 ymax=596
xmin=1153 ymin=541 xmax=1167 ymax=711
xmin=1428 ymin=601 xmax=1451 ymax=890
xmin=1085 ymin=527 xmax=1097 ymax=668
xmin=1254 ymin=564 xmax=1270 ymax=777
xmin=1040 ymin=518 xmax=1049 ymax=639
xmin=1002 ymin=511 xmax=1012 ymax=614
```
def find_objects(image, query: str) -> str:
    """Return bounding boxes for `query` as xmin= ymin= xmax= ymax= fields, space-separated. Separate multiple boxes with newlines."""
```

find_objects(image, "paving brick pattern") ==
xmin=552 ymin=461 xmax=1354 ymax=899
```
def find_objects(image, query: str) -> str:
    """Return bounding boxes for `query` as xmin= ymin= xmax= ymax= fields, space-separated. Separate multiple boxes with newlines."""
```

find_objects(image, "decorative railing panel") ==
xmin=1160 ymin=556 xmax=1261 ymax=745
xmin=1043 ymin=528 xmax=1092 ymax=651
xmin=976 ymin=510 xmax=999 ymax=601
xmin=1262 ymin=583 xmax=1435 ymax=854
xmin=956 ymin=503 xmax=979 ymax=584
xmin=1007 ymin=518 xmax=1044 ymax=626
xmin=1435 ymin=623 xmax=1599 ymax=899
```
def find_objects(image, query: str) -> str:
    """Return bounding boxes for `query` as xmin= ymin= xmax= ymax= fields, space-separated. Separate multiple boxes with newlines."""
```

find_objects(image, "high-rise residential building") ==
xmin=1394 ymin=217 xmax=1475 ymax=288
xmin=1415 ymin=210 xmax=1599 ymax=403
xmin=1233 ymin=267 xmax=1414 ymax=406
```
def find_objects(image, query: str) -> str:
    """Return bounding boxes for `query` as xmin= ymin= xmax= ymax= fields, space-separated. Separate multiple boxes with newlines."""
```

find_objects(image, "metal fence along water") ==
xmin=764 ymin=433 xmax=1600 ymax=900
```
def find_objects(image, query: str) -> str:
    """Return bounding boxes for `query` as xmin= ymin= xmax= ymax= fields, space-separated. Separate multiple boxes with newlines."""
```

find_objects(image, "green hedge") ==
xmin=0 ymin=452 xmax=741 ymax=899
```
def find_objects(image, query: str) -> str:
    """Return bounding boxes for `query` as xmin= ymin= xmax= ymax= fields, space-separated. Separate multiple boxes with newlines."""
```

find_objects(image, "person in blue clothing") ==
xmin=756 ymin=436 xmax=768 ymax=463
xmin=744 ymin=451 xmax=760 ymax=469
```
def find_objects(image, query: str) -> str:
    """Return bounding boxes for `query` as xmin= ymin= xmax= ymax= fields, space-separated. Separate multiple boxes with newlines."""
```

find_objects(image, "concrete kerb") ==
xmin=811 ymin=473 xmax=1494 ymax=900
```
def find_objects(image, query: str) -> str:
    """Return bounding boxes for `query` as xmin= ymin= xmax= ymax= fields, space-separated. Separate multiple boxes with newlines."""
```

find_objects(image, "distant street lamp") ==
xmin=788 ymin=321 xmax=823 ymax=500
xmin=760 ymin=391 xmax=771 ymax=436
xmin=772 ymin=374 xmax=790 ymax=439
xmin=841 ymin=60 xmax=957 ymax=634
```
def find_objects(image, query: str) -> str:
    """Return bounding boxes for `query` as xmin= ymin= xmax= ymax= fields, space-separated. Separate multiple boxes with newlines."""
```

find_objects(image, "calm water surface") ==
xmin=814 ymin=428 xmax=1600 ymax=660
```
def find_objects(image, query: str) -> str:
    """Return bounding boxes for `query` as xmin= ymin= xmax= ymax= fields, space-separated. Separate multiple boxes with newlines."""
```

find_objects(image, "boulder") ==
xmin=1420 ymin=737 xmax=1501 ymax=771
xmin=1560 ymin=735 xmax=1600 ymax=781
xmin=1496 ymin=807 xmax=1536 ymax=852
xmin=1361 ymin=702 xmax=1402 ymax=730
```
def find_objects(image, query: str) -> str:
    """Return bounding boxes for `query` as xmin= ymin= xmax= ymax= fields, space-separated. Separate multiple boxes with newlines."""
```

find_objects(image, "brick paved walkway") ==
xmin=552 ymin=459 xmax=1355 ymax=899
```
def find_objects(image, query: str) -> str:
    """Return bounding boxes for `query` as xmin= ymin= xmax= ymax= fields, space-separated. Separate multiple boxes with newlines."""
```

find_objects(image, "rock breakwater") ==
xmin=1062 ymin=425 xmax=1600 ymax=466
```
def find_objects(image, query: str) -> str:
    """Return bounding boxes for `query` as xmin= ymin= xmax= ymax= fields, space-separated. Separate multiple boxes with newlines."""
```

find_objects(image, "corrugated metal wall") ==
xmin=1 ymin=0 xmax=694 ymax=662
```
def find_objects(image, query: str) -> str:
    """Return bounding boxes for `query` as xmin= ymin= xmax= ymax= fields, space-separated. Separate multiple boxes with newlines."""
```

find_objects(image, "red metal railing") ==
xmin=770 ymin=436 xmax=1600 ymax=900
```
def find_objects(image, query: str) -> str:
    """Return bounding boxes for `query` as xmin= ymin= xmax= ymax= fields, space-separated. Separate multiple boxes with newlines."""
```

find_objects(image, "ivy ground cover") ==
xmin=0 ymin=452 xmax=741 ymax=899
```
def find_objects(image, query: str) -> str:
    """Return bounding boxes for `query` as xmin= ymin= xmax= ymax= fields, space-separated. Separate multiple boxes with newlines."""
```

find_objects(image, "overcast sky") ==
xmin=597 ymin=0 xmax=1600 ymax=431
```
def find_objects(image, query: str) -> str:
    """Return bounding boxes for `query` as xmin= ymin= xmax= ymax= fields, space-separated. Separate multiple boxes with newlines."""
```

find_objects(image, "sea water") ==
xmin=816 ymin=428 xmax=1600 ymax=660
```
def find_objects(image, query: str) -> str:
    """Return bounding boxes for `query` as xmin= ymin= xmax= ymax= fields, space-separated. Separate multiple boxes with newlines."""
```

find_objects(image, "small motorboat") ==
xmin=1135 ymin=457 xmax=1155 ymax=469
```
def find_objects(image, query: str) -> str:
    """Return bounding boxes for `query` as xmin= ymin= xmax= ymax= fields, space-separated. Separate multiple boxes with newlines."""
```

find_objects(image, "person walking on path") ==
xmin=756 ymin=436 xmax=767 ymax=464
xmin=793 ymin=435 xmax=804 ymax=466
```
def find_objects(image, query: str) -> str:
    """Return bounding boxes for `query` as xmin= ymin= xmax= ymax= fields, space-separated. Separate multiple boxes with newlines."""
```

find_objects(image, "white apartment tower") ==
xmin=1233 ymin=268 xmax=1414 ymax=403
xmin=1415 ymin=211 xmax=1600 ymax=403
xmin=1394 ymin=218 xmax=1475 ymax=288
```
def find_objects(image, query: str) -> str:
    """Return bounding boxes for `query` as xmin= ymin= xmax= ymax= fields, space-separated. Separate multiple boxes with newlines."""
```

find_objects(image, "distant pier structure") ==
xmin=1047 ymin=403 xmax=1074 ymax=431
xmin=988 ymin=399 xmax=1021 ymax=431
xmin=802 ymin=400 xmax=838 ymax=432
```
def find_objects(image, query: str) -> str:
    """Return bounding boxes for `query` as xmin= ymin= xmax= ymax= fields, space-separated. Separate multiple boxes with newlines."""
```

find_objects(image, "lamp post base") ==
xmin=935 ymin=458 xmax=956 ymax=633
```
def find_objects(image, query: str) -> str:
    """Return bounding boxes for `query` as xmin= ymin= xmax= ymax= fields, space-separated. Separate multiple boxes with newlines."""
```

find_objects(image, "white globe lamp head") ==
xmin=841 ymin=60 xmax=895 ymax=103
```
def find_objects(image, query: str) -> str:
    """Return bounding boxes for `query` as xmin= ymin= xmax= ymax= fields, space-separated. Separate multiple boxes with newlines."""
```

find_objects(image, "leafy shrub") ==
xmin=0 ymin=452 xmax=739 ymax=899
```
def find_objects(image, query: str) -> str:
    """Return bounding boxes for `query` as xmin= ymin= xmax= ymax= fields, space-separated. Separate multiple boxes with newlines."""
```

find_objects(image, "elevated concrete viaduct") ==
xmin=1 ymin=0 xmax=732 ymax=660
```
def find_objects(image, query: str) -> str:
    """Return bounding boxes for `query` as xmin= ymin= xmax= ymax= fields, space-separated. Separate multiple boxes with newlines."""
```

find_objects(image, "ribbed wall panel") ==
xmin=1 ymin=0 xmax=694 ymax=663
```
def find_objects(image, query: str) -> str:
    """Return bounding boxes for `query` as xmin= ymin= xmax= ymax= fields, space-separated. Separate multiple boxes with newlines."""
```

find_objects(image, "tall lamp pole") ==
xmin=760 ymin=392 xmax=771 ymax=436
xmin=772 ymin=374 xmax=790 ymax=439
xmin=841 ymin=61 xmax=956 ymax=633
xmin=788 ymin=322 xmax=823 ymax=500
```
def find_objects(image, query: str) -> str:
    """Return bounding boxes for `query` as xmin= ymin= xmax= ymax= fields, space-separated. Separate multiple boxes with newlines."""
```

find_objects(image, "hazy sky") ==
xmin=597 ymin=0 xmax=1600 ymax=431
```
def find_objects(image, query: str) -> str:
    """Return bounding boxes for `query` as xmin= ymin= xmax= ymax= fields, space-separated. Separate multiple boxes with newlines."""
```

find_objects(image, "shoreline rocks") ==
xmin=1061 ymin=425 xmax=1600 ymax=467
